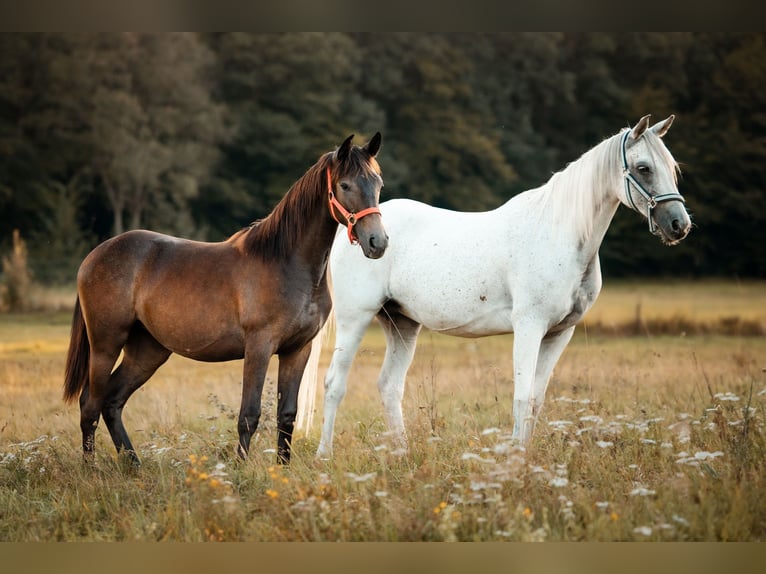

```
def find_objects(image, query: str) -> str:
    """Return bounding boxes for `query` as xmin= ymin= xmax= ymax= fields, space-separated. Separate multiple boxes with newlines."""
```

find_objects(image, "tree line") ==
xmin=0 ymin=33 xmax=764 ymax=283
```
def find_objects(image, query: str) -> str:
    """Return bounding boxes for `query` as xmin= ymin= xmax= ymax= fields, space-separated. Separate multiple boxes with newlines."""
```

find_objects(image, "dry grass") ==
xmin=583 ymin=279 xmax=766 ymax=336
xmin=0 ymin=281 xmax=764 ymax=541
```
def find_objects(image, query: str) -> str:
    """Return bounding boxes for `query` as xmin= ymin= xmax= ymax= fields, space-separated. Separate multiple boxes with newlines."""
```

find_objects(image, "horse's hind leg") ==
xmin=101 ymin=325 xmax=171 ymax=464
xmin=376 ymin=311 xmax=421 ymax=453
xmin=79 ymin=343 xmax=124 ymax=459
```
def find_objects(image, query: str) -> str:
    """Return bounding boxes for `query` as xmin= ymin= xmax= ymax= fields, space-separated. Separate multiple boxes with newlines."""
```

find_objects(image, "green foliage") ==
xmin=1 ymin=33 xmax=764 ymax=279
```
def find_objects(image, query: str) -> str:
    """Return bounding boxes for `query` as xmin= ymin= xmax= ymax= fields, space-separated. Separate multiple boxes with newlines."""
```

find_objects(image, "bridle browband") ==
xmin=326 ymin=167 xmax=381 ymax=244
xmin=620 ymin=130 xmax=685 ymax=235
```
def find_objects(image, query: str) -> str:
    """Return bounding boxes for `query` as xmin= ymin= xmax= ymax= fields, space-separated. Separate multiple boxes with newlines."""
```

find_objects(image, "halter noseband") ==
xmin=620 ymin=130 xmax=685 ymax=235
xmin=326 ymin=167 xmax=381 ymax=244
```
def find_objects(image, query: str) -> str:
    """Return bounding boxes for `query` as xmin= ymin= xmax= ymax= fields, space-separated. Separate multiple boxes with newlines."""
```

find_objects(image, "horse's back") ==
xmin=330 ymin=198 xmax=517 ymax=335
xmin=76 ymin=230 xmax=251 ymax=359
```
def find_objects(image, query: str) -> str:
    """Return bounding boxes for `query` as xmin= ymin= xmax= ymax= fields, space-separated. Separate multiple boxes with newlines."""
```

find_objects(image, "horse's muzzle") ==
xmin=360 ymin=230 xmax=389 ymax=259
xmin=652 ymin=201 xmax=691 ymax=246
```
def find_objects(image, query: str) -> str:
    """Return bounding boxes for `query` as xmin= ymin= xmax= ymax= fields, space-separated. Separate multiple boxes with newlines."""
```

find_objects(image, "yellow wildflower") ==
xmin=266 ymin=489 xmax=279 ymax=499
xmin=434 ymin=501 xmax=448 ymax=514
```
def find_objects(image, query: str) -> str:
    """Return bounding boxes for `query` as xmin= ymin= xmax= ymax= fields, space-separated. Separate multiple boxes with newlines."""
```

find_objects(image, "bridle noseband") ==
xmin=326 ymin=167 xmax=381 ymax=244
xmin=620 ymin=130 xmax=685 ymax=235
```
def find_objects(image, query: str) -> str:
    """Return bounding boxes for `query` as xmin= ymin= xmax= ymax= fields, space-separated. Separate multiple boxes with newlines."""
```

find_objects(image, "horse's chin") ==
xmin=653 ymin=226 xmax=687 ymax=247
xmin=361 ymin=245 xmax=387 ymax=259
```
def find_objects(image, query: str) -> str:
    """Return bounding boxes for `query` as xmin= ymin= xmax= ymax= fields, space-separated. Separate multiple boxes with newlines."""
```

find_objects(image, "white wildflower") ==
xmin=461 ymin=452 xmax=496 ymax=464
xmin=580 ymin=415 xmax=603 ymax=424
xmin=694 ymin=450 xmax=724 ymax=461
xmin=630 ymin=487 xmax=656 ymax=497
xmin=345 ymin=472 xmax=377 ymax=483
xmin=470 ymin=480 xmax=502 ymax=491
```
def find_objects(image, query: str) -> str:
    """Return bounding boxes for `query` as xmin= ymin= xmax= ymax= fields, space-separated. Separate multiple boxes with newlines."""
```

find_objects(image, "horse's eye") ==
xmin=340 ymin=182 xmax=350 ymax=191
xmin=636 ymin=165 xmax=650 ymax=174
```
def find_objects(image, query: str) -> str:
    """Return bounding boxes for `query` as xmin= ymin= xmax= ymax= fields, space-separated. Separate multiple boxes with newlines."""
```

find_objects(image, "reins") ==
xmin=326 ymin=167 xmax=381 ymax=244
xmin=620 ymin=130 xmax=685 ymax=234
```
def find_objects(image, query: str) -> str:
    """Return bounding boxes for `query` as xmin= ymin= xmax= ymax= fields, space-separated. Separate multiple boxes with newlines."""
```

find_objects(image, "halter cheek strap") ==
xmin=326 ymin=167 xmax=381 ymax=244
xmin=620 ymin=130 xmax=685 ymax=235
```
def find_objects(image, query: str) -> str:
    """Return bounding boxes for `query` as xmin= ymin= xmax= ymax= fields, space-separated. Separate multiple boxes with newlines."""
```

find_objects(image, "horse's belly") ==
xmin=157 ymin=326 xmax=245 ymax=362
xmin=398 ymin=291 xmax=514 ymax=337
xmin=137 ymin=300 xmax=245 ymax=361
xmin=432 ymin=310 xmax=515 ymax=337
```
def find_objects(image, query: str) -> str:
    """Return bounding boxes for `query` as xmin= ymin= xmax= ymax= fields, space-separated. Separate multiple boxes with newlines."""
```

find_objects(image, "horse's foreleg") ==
xmin=237 ymin=342 xmax=271 ymax=459
xmin=531 ymin=326 xmax=575 ymax=430
xmin=316 ymin=317 xmax=371 ymax=460
xmin=377 ymin=312 xmax=421 ymax=453
xmin=511 ymin=321 xmax=547 ymax=446
xmin=276 ymin=344 xmax=313 ymax=464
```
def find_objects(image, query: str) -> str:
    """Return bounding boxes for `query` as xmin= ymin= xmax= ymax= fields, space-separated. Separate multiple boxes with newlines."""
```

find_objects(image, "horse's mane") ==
xmin=534 ymin=128 xmax=679 ymax=243
xmin=232 ymin=146 xmax=379 ymax=261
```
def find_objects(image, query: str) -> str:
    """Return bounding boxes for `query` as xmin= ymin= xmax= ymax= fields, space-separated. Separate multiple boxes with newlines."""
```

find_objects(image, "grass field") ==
xmin=0 ymin=281 xmax=764 ymax=541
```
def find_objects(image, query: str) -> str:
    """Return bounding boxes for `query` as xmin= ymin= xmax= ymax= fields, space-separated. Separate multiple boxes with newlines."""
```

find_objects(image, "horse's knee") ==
xmin=324 ymin=379 xmax=347 ymax=406
xmin=238 ymin=412 xmax=260 ymax=436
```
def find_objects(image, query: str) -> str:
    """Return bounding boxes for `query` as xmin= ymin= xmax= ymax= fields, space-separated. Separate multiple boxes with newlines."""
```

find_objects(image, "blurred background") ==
xmin=0 ymin=33 xmax=764 ymax=290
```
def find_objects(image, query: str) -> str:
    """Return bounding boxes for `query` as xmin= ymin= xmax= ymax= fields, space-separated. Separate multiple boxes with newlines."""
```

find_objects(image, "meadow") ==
xmin=0 ymin=280 xmax=764 ymax=541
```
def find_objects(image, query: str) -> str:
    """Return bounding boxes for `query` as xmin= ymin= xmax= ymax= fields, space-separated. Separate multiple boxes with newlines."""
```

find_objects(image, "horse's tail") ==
xmin=295 ymin=274 xmax=336 ymax=436
xmin=63 ymin=296 xmax=90 ymax=404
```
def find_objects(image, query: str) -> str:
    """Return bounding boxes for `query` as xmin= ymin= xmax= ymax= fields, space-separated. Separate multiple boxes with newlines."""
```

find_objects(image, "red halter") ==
xmin=326 ymin=167 xmax=381 ymax=244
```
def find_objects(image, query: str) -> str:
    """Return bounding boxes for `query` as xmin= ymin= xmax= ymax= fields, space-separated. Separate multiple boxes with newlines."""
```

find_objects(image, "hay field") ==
xmin=0 ymin=281 xmax=764 ymax=541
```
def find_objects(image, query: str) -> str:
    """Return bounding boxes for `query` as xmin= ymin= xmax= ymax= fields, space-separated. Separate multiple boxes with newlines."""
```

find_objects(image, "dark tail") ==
xmin=63 ymin=296 xmax=90 ymax=403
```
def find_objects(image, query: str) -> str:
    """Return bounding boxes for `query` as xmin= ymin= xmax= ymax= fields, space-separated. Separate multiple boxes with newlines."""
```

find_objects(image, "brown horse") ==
xmin=63 ymin=133 xmax=387 ymax=465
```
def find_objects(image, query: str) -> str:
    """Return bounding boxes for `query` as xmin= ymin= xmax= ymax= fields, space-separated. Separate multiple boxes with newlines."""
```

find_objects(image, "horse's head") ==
xmin=619 ymin=115 xmax=691 ymax=246
xmin=327 ymin=132 xmax=389 ymax=259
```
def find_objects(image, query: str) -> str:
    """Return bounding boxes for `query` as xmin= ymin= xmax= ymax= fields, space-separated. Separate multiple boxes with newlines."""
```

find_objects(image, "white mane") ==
xmin=532 ymin=128 xmax=679 ymax=243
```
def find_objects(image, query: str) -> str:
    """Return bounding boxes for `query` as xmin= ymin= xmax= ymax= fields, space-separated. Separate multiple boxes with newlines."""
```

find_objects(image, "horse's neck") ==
xmin=531 ymin=135 xmax=623 ymax=259
xmin=293 ymin=206 xmax=338 ymax=286
xmin=238 ymin=169 xmax=337 ymax=287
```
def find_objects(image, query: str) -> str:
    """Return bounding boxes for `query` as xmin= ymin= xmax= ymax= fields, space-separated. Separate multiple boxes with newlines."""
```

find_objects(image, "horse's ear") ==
xmin=651 ymin=115 xmax=675 ymax=138
xmin=363 ymin=132 xmax=382 ymax=158
xmin=335 ymin=134 xmax=354 ymax=163
xmin=630 ymin=115 xmax=651 ymax=140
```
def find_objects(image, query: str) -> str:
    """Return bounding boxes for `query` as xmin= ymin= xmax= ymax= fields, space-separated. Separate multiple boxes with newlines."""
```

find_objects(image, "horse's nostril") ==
xmin=671 ymin=219 xmax=681 ymax=232
xmin=369 ymin=236 xmax=377 ymax=249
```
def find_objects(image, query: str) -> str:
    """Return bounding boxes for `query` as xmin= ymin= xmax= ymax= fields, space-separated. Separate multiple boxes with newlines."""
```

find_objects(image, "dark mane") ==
xmin=236 ymin=145 xmax=379 ymax=261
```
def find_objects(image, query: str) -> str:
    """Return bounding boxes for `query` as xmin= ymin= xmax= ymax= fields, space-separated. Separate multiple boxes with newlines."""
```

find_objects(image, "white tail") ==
xmin=295 ymin=275 xmax=336 ymax=436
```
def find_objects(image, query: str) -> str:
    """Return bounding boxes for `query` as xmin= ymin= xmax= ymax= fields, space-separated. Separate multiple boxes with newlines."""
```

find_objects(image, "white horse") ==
xmin=297 ymin=115 xmax=691 ymax=458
